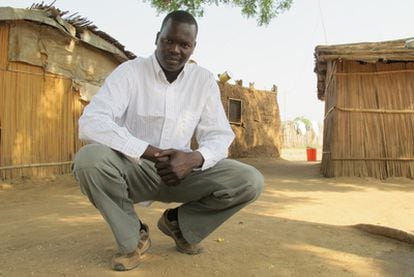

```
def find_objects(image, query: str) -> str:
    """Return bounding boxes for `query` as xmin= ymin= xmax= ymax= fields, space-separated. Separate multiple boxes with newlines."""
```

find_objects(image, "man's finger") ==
xmin=157 ymin=149 xmax=175 ymax=157
xmin=165 ymin=178 xmax=181 ymax=186
xmin=161 ymin=173 xmax=179 ymax=184
xmin=155 ymin=161 xmax=169 ymax=169
xmin=155 ymin=156 xmax=169 ymax=163
xmin=157 ymin=168 xmax=172 ymax=177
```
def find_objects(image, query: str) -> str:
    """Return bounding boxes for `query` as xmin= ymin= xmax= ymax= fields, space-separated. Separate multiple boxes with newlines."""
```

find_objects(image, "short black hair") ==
xmin=160 ymin=10 xmax=198 ymax=35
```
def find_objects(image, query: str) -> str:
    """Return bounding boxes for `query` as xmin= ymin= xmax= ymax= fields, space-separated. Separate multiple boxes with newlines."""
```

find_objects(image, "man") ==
xmin=72 ymin=10 xmax=264 ymax=271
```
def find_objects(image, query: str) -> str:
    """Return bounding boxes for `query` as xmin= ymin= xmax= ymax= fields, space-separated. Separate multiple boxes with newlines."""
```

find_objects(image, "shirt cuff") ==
xmin=121 ymin=137 xmax=149 ymax=161
xmin=195 ymin=147 xmax=219 ymax=171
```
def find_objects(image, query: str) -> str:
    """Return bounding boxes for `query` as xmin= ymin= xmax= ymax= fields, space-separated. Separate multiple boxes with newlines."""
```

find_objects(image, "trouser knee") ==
xmin=72 ymin=144 xmax=123 ymax=199
xmin=241 ymin=165 xmax=264 ymax=203
xmin=211 ymin=162 xmax=264 ymax=207
xmin=73 ymin=144 xmax=120 ymax=169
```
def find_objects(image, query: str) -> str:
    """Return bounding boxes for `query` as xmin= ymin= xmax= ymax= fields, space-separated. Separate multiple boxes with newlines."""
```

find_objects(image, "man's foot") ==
xmin=157 ymin=209 xmax=204 ymax=255
xmin=111 ymin=223 xmax=151 ymax=271
xmin=111 ymin=249 xmax=141 ymax=271
xmin=138 ymin=223 xmax=151 ymax=255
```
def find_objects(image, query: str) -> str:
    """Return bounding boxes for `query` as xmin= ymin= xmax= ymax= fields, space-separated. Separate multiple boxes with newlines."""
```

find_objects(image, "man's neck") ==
xmin=154 ymin=54 xmax=184 ymax=83
xmin=164 ymin=69 xmax=182 ymax=83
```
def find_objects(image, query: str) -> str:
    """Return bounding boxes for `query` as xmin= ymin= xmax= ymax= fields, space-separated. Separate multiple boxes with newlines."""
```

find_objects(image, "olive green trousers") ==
xmin=72 ymin=144 xmax=264 ymax=253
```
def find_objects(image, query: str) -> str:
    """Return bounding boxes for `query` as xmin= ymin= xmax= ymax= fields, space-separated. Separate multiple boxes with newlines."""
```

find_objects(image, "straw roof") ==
xmin=0 ymin=3 xmax=136 ymax=61
xmin=314 ymin=38 xmax=414 ymax=100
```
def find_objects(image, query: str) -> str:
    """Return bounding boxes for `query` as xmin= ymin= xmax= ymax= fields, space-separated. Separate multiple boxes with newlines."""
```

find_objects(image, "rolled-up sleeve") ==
xmin=78 ymin=61 xmax=149 ymax=160
xmin=195 ymin=76 xmax=235 ymax=170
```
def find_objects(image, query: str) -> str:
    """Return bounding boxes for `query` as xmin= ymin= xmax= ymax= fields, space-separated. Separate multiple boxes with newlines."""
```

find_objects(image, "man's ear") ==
xmin=155 ymin=32 xmax=160 ymax=45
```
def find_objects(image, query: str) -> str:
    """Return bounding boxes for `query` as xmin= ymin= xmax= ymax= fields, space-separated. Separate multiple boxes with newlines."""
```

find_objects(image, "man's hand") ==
xmin=141 ymin=145 xmax=163 ymax=163
xmin=154 ymin=149 xmax=204 ymax=186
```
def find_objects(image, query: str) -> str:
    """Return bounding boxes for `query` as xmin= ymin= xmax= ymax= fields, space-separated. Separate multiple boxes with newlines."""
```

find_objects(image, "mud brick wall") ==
xmin=218 ymin=83 xmax=281 ymax=158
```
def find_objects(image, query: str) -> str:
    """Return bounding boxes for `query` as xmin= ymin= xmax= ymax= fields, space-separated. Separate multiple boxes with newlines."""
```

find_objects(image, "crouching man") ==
xmin=72 ymin=10 xmax=264 ymax=271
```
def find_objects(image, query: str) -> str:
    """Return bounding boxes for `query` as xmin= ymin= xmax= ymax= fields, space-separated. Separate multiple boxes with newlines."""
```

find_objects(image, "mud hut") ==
xmin=315 ymin=38 xmax=414 ymax=179
xmin=0 ymin=5 xmax=134 ymax=179
xmin=218 ymin=82 xmax=281 ymax=158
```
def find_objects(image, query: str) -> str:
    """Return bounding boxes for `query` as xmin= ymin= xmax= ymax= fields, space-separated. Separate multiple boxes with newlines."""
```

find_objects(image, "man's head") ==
xmin=155 ymin=11 xmax=198 ymax=78
xmin=160 ymin=10 xmax=198 ymax=36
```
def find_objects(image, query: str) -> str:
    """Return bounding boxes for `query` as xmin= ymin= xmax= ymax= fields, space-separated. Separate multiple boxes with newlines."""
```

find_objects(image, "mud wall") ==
xmin=218 ymin=83 xmax=281 ymax=158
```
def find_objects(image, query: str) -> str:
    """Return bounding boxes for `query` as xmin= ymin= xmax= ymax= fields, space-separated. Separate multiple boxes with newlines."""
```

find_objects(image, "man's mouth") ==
xmin=166 ymin=57 xmax=180 ymax=64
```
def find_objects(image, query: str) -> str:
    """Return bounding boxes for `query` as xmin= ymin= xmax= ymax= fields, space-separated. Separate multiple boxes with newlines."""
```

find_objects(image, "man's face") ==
xmin=155 ymin=19 xmax=197 ymax=74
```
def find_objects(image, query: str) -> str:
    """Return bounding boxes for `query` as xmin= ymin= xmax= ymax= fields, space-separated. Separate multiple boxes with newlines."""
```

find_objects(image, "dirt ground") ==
xmin=1 ymin=148 xmax=414 ymax=277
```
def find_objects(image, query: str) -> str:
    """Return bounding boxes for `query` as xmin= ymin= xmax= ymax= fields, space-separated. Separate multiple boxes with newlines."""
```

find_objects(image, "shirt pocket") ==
xmin=176 ymin=111 xmax=199 ymax=140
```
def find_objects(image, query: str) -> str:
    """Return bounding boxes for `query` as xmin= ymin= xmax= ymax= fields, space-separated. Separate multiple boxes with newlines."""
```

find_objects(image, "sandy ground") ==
xmin=1 ymin=148 xmax=414 ymax=277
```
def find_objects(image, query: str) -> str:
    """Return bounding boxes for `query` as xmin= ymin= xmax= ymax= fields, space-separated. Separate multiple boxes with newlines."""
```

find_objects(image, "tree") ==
xmin=294 ymin=116 xmax=311 ymax=130
xmin=145 ymin=0 xmax=293 ymax=26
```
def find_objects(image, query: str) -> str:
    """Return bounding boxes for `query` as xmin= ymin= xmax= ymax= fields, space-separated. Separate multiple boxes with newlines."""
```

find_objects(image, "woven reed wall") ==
xmin=0 ymin=23 xmax=85 ymax=179
xmin=321 ymin=61 xmax=338 ymax=176
xmin=322 ymin=59 xmax=414 ymax=178
xmin=218 ymin=83 xmax=281 ymax=158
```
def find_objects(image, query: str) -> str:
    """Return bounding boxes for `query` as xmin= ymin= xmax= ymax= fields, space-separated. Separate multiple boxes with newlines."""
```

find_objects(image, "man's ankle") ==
xmin=167 ymin=208 xmax=178 ymax=222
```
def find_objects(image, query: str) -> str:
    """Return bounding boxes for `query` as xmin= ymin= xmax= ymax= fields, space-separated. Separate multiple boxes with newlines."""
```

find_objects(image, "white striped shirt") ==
xmin=78 ymin=54 xmax=235 ymax=170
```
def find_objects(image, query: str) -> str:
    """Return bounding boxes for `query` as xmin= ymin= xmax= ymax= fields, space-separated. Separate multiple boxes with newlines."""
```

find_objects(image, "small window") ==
xmin=228 ymin=98 xmax=242 ymax=125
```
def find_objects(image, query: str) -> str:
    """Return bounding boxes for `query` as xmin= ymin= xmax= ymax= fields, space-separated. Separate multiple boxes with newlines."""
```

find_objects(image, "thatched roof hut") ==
xmin=0 ymin=5 xmax=133 ymax=179
xmin=315 ymin=38 xmax=414 ymax=179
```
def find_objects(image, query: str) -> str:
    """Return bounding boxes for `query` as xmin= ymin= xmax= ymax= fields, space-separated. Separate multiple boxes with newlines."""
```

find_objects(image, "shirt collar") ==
xmin=151 ymin=53 xmax=188 ymax=83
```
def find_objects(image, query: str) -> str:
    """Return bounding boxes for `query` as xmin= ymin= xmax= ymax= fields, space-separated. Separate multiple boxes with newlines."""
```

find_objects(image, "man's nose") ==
xmin=170 ymin=44 xmax=180 ymax=54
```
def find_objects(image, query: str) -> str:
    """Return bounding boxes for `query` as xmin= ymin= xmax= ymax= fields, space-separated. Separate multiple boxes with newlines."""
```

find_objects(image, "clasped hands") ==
xmin=153 ymin=149 xmax=203 ymax=186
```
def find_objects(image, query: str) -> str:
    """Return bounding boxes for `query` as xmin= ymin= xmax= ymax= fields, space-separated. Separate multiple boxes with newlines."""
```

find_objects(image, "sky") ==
xmin=1 ymin=0 xmax=414 ymax=121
